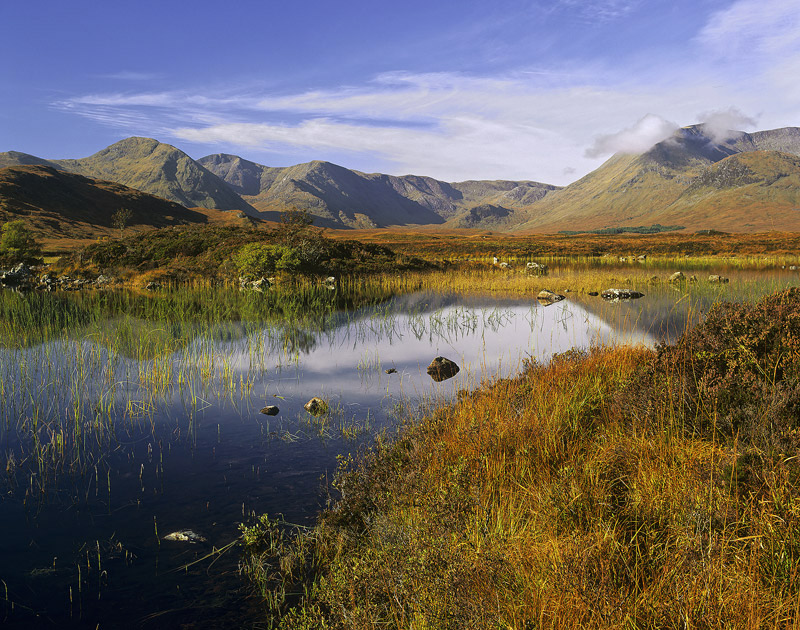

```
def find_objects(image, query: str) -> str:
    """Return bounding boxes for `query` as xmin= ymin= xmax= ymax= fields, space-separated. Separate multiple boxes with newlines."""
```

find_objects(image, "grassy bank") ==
xmin=242 ymin=288 xmax=800 ymax=629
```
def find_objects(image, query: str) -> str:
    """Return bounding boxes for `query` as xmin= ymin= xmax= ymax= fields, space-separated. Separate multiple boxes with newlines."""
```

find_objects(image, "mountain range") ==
xmin=2 ymin=125 xmax=800 ymax=235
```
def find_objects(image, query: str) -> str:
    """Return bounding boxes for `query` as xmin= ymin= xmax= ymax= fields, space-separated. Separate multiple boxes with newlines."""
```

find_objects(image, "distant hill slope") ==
xmin=0 ymin=164 xmax=215 ymax=240
xmin=512 ymin=126 xmax=800 ymax=233
xmin=0 ymin=139 xmax=257 ymax=215
xmin=0 ymin=151 xmax=63 ymax=171
xmin=198 ymin=153 xmax=559 ymax=228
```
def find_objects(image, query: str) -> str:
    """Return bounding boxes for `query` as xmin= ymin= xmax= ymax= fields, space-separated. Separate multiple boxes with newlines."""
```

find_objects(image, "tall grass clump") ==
xmin=242 ymin=287 xmax=800 ymax=629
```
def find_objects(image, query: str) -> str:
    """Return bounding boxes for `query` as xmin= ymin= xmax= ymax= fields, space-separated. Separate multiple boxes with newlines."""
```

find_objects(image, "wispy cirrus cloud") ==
xmin=554 ymin=0 xmax=640 ymax=21
xmin=698 ymin=0 xmax=800 ymax=59
xmin=50 ymin=69 xmax=756 ymax=183
xmin=97 ymin=71 xmax=163 ymax=81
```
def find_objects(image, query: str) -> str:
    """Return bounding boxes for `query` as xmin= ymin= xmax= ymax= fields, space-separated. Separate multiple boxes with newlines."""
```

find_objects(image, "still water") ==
xmin=0 ymin=280 xmax=791 ymax=628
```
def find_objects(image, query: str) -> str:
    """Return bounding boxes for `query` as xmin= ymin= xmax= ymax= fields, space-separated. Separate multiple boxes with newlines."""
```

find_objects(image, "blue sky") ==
xmin=2 ymin=0 xmax=799 ymax=184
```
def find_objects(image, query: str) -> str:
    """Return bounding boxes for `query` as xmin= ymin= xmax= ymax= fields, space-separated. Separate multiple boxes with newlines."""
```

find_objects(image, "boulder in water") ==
xmin=426 ymin=356 xmax=460 ymax=382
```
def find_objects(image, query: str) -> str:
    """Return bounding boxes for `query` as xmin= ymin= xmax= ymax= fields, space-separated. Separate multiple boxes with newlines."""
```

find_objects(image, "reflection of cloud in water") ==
xmin=219 ymin=297 xmax=657 ymax=407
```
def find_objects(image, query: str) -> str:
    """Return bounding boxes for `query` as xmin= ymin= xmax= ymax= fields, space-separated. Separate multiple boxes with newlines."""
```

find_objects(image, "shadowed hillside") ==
xmin=0 ymin=139 xmax=257 ymax=215
xmin=0 ymin=164 xmax=214 ymax=240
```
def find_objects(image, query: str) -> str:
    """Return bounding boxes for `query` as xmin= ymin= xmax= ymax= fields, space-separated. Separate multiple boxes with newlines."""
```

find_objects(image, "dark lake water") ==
xmin=0 ymin=276 xmax=796 ymax=628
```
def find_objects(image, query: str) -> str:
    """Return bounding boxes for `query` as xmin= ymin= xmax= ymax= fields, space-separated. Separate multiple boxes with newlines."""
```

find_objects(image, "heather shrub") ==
xmin=625 ymin=287 xmax=800 ymax=453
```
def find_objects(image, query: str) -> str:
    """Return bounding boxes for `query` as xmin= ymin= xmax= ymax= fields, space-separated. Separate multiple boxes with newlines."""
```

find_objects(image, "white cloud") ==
xmin=584 ymin=114 xmax=678 ymax=158
xmin=697 ymin=106 xmax=757 ymax=143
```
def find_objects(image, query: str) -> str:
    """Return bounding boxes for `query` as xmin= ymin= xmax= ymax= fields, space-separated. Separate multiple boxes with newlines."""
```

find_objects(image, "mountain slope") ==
xmin=0 ymin=164 xmax=214 ymax=240
xmin=198 ymin=153 xmax=559 ymax=228
xmin=51 ymin=138 xmax=257 ymax=215
xmin=512 ymin=126 xmax=800 ymax=233
xmin=0 ymin=151 xmax=63 ymax=171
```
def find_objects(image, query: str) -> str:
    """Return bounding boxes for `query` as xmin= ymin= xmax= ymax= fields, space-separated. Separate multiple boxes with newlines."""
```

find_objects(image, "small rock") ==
xmin=601 ymin=288 xmax=644 ymax=301
xmin=536 ymin=289 xmax=565 ymax=304
xmin=426 ymin=356 xmax=460 ymax=382
xmin=260 ymin=405 xmax=280 ymax=416
xmin=251 ymin=277 xmax=271 ymax=292
xmin=163 ymin=530 xmax=206 ymax=543
xmin=525 ymin=261 xmax=548 ymax=276
xmin=304 ymin=397 xmax=329 ymax=416
xmin=708 ymin=275 xmax=729 ymax=283
xmin=668 ymin=271 xmax=685 ymax=282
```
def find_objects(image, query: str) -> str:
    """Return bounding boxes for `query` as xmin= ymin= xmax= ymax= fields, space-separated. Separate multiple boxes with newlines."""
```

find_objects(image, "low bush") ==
xmin=625 ymin=287 xmax=800 ymax=454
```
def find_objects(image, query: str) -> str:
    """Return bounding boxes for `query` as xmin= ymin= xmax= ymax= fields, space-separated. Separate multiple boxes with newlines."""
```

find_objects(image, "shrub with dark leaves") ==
xmin=625 ymin=288 xmax=800 ymax=453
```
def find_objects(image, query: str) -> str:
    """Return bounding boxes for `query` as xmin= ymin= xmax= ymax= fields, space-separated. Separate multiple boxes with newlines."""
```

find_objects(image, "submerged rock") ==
xmin=426 ymin=356 xmax=460 ymax=382
xmin=163 ymin=530 xmax=206 ymax=543
xmin=601 ymin=288 xmax=645 ymax=301
xmin=304 ymin=397 xmax=329 ymax=416
xmin=536 ymin=289 xmax=565 ymax=304
xmin=260 ymin=405 xmax=280 ymax=416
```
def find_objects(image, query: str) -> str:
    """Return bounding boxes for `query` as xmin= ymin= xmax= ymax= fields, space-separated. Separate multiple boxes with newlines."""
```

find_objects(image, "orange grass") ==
xmin=243 ymin=339 xmax=800 ymax=629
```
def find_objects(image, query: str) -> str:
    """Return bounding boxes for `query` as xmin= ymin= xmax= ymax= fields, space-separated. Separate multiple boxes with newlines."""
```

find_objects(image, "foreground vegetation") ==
xmin=242 ymin=288 xmax=800 ymax=629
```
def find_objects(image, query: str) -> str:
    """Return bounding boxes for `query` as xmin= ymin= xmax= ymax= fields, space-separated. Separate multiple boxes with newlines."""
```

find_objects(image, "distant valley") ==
xmin=2 ymin=125 xmax=800 ymax=237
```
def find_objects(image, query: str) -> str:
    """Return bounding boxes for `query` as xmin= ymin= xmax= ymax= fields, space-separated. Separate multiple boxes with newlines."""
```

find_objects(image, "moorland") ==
xmin=1 ymin=124 xmax=799 ymax=629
